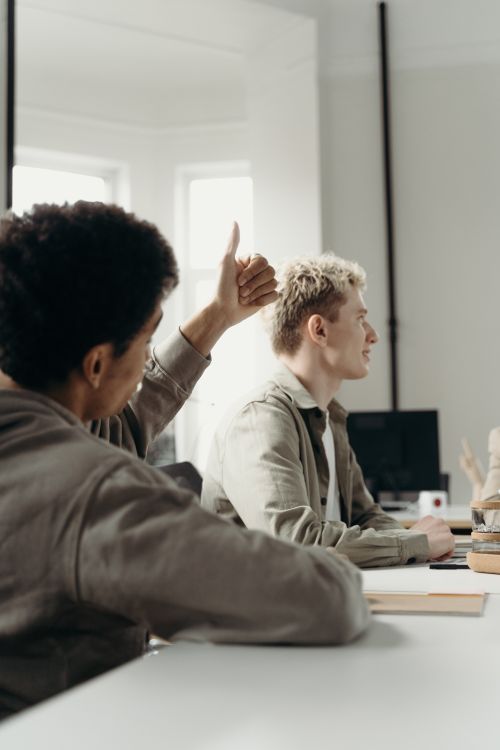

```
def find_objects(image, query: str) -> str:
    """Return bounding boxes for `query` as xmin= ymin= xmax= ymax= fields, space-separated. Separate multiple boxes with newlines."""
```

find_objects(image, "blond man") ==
xmin=201 ymin=255 xmax=454 ymax=567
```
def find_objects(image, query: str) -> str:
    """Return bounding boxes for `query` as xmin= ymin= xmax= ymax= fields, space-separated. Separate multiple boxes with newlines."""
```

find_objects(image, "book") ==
xmin=365 ymin=591 xmax=485 ymax=616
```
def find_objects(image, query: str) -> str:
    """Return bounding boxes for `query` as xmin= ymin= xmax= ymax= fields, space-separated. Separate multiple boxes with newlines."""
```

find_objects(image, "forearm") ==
xmin=180 ymin=301 xmax=230 ymax=358
xmin=79 ymin=464 xmax=370 ymax=646
xmin=332 ymin=525 xmax=429 ymax=568
xmin=221 ymin=467 xmax=428 ymax=568
xmin=354 ymin=505 xmax=405 ymax=532
xmin=260 ymin=505 xmax=429 ymax=568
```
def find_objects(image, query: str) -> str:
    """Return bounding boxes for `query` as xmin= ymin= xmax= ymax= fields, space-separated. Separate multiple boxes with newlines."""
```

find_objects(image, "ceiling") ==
xmin=16 ymin=0 xmax=500 ymax=129
xmin=16 ymin=0 xmax=304 ymax=129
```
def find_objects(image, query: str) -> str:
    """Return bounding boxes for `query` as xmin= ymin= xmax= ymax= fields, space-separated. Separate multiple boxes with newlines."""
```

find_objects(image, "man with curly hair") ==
xmin=202 ymin=255 xmax=455 ymax=567
xmin=0 ymin=203 xmax=369 ymax=719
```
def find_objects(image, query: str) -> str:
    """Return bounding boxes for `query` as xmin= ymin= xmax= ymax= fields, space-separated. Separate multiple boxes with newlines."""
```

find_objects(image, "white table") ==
xmin=363 ymin=561 xmax=500 ymax=594
xmin=1 ymin=565 xmax=499 ymax=750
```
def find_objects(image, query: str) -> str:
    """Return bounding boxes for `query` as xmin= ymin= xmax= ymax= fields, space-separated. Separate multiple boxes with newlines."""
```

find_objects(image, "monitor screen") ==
xmin=346 ymin=410 xmax=440 ymax=498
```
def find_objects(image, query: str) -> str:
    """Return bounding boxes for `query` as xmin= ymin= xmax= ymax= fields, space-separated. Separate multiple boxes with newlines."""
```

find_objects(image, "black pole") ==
xmin=378 ymin=2 xmax=399 ymax=411
xmin=6 ymin=0 xmax=14 ymax=209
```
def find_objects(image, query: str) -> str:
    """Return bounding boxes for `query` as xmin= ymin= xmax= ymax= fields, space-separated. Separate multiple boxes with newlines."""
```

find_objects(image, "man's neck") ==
xmin=0 ymin=371 xmax=22 ymax=390
xmin=279 ymin=353 xmax=341 ymax=411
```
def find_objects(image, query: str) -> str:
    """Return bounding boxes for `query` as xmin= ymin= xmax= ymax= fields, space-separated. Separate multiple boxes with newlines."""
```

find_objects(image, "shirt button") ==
xmin=321 ymin=497 xmax=327 ymax=506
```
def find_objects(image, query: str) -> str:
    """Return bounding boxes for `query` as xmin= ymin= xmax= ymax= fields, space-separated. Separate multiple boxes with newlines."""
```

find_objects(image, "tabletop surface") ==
xmin=389 ymin=503 xmax=472 ymax=529
xmin=1 ymin=563 xmax=499 ymax=750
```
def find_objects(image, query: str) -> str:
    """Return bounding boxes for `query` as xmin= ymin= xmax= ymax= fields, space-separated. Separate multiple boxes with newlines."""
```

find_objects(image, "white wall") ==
xmin=246 ymin=15 xmax=323 ymax=379
xmin=318 ymin=68 xmax=390 ymax=414
xmin=312 ymin=0 xmax=500 ymax=502
xmin=393 ymin=62 xmax=500 ymax=503
xmin=247 ymin=17 xmax=322 ymax=259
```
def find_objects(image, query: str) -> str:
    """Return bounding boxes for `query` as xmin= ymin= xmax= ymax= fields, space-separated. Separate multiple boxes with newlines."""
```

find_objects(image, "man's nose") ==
xmin=366 ymin=322 xmax=379 ymax=344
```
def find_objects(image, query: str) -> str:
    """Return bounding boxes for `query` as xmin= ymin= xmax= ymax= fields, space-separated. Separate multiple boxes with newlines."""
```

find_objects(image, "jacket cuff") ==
xmin=399 ymin=531 xmax=430 ymax=564
xmin=150 ymin=329 xmax=210 ymax=395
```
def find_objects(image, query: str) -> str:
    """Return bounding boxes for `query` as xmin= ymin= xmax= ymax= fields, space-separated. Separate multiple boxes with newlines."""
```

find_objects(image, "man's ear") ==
xmin=306 ymin=314 xmax=328 ymax=347
xmin=81 ymin=344 xmax=113 ymax=389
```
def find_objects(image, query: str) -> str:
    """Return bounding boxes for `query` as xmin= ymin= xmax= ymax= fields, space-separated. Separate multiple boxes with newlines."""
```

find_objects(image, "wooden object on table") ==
xmin=365 ymin=591 xmax=485 ymax=616
xmin=467 ymin=551 xmax=500 ymax=574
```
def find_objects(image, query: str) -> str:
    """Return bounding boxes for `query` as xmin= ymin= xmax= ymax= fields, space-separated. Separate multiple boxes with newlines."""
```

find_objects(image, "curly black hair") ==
xmin=0 ymin=201 xmax=179 ymax=389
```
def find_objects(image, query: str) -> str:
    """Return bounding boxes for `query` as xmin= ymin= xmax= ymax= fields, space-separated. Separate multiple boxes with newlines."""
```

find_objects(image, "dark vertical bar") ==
xmin=6 ymin=0 xmax=14 ymax=209
xmin=378 ymin=2 xmax=399 ymax=411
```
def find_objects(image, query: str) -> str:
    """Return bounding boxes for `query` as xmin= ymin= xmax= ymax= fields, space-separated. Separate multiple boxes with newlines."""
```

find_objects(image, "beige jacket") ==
xmin=202 ymin=364 xmax=429 ymax=568
xmin=0 ymin=332 xmax=369 ymax=718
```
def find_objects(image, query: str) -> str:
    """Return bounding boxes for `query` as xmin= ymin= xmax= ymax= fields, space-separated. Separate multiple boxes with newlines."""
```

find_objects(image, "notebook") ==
xmin=365 ymin=591 xmax=485 ymax=616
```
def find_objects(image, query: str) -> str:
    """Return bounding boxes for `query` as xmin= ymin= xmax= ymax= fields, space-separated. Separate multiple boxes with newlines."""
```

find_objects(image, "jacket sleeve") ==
xmin=345 ymin=446 xmax=429 ymax=565
xmin=89 ymin=329 xmax=210 ymax=457
xmin=202 ymin=399 xmax=429 ymax=568
xmin=480 ymin=427 xmax=500 ymax=500
xmin=75 ymin=461 xmax=370 ymax=646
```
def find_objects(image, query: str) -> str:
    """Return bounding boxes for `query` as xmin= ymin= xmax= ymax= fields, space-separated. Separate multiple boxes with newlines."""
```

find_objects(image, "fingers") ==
xmin=239 ymin=274 xmax=278 ymax=304
xmin=239 ymin=264 xmax=276 ymax=297
xmin=239 ymin=280 xmax=278 ymax=305
xmin=237 ymin=255 xmax=269 ymax=287
xmin=461 ymin=437 xmax=473 ymax=458
xmin=225 ymin=221 xmax=240 ymax=259
xmin=432 ymin=550 xmax=454 ymax=562
xmin=242 ymin=290 xmax=279 ymax=308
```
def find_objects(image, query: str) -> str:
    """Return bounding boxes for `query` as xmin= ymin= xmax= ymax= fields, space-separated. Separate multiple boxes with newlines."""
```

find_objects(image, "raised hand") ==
xmin=459 ymin=437 xmax=484 ymax=502
xmin=213 ymin=221 xmax=278 ymax=327
xmin=179 ymin=222 xmax=278 ymax=356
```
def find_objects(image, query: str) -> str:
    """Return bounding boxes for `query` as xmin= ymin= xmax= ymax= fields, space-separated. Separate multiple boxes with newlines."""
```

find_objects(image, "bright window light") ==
xmin=176 ymin=171 xmax=257 ymax=471
xmin=188 ymin=176 xmax=253 ymax=269
xmin=12 ymin=165 xmax=107 ymax=215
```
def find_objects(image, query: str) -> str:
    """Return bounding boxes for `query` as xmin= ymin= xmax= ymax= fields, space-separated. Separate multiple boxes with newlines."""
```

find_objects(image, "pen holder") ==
xmin=467 ymin=500 xmax=500 ymax=574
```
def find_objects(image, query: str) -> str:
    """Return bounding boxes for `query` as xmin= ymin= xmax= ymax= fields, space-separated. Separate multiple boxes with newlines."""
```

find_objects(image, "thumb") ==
xmin=224 ymin=221 xmax=240 ymax=259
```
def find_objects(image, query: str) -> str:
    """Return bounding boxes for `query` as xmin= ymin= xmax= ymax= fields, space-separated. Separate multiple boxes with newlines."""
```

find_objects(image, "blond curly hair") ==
xmin=267 ymin=255 xmax=366 ymax=355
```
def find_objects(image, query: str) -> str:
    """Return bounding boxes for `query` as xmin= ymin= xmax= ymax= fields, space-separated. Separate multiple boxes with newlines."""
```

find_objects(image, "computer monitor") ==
xmin=346 ymin=410 xmax=440 ymax=503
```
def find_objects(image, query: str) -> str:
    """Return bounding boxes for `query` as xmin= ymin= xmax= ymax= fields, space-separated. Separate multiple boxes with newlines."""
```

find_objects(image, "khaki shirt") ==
xmin=0 ymin=332 xmax=369 ymax=718
xmin=202 ymin=364 xmax=429 ymax=568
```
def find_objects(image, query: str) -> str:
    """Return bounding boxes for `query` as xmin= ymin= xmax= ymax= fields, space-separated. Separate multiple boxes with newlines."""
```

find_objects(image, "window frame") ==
xmin=173 ymin=160 xmax=253 ymax=466
xmin=13 ymin=146 xmax=129 ymax=209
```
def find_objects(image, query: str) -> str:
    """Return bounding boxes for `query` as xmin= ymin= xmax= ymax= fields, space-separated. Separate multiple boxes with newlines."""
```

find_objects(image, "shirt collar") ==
xmin=270 ymin=362 xmax=348 ymax=422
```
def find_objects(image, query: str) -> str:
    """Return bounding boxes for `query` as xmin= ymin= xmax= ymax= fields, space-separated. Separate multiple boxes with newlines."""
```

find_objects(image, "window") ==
xmin=188 ymin=176 xmax=254 ymax=270
xmin=12 ymin=148 xmax=126 ymax=215
xmin=12 ymin=165 xmax=108 ymax=215
xmin=174 ymin=165 xmax=258 ymax=471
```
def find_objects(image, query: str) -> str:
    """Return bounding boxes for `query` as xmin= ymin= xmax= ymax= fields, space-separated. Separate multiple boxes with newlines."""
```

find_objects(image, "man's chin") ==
xmin=346 ymin=367 xmax=370 ymax=381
